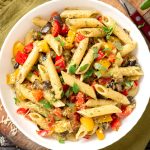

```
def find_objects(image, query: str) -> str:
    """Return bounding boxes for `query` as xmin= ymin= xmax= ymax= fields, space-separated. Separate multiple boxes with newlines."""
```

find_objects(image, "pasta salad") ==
xmin=7 ymin=9 xmax=143 ymax=143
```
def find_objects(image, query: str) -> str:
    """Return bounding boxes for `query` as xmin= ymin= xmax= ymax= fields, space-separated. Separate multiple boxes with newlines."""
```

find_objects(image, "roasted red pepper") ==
xmin=96 ymin=50 xmax=105 ymax=61
xmin=51 ymin=20 xmax=61 ymax=37
xmin=15 ymin=51 xmax=28 ymax=65
xmin=61 ymin=24 xmax=69 ymax=36
xmin=24 ymin=42 xmax=33 ymax=53
xmin=17 ymin=108 xmax=29 ymax=115
xmin=55 ymin=55 xmax=66 ymax=73
xmin=75 ymin=33 xmax=85 ymax=43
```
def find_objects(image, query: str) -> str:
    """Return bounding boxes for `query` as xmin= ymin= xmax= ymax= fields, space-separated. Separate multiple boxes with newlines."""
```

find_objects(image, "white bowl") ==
xmin=0 ymin=0 xmax=150 ymax=149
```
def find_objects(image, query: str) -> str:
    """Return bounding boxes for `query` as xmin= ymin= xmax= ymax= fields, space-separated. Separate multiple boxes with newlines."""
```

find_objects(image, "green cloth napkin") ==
xmin=0 ymin=0 xmax=150 ymax=150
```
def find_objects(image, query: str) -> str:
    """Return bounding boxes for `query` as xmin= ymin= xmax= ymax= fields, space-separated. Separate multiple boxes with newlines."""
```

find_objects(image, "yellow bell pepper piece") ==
xmin=96 ymin=128 xmax=105 ymax=140
xmin=65 ymin=29 xmax=76 ymax=49
xmin=6 ymin=69 xmax=19 ymax=84
xmin=13 ymin=41 xmax=24 ymax=57
xmin=103 ymin=41 xmax=114 ymax=50
xmin=36 ymin=40 xmax=50 ymax=53
xmin=98 ymin=115 xmax=112 ymax=123
xmin=80 ymin=117 xmax=94 ymax=132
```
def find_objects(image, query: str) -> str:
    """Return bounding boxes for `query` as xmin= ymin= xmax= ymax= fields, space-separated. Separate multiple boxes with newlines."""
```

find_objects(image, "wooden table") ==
xmin=0 ymin=0 xmax=150 ymax=149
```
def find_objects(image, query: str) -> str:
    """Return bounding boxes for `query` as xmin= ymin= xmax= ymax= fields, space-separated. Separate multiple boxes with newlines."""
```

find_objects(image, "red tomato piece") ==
xmin=15 ymin=51 xmax=28 ymax=65
xmin=17 ymin=108 xmax=29 ymax=115
xmin=121 ymin=89 xmax=128 ymax=96
xmin=53 ymin=108 xmax=62 ymax=119
xmin=118 ymin=105 xmax=133 ymax=118
xmin=108 ymin=53 xmax=115 ymax=63
xmin=111 ymin=114 xmax=118 ymax=120
xmin=24 ymin=42 xmax=33 ymax=53
xmin=110 ymin=118 xmax=121 ymax=131
xmin=97 ymin=16 xmax=102 ymax=22
xmin=62 ymin=84 xmax=69 ymax=92
xmin=75 ymin=92 xmax=85 ymax=106
xmin=55 ymin=55 xmax=66 ymax=73
xmin=134 ymin=80 xmax=138 ymax=87
xmin=75 ymin=33 xmax=85 ymax=43
xmin=70 ymin=95 xmax=76 ymax=103
xmin=98 ymin=78 xmax=111 ymax=85
xmin=37 ymin=130 xmax=49 ymax=137
xmin=61 ymin=24 xmax=69 ymax=35
xmin=33 ymin=70 xmax=39 ymax=76
xmin=48 ymin=115 xmax=55 ymax=127
xmin=96 ymin=50 xmax=105 ymax=61
xmin=51 ymin=20 xmax=61 ymax=37
xmin=84 ymin=135 xmax=91 ymax=139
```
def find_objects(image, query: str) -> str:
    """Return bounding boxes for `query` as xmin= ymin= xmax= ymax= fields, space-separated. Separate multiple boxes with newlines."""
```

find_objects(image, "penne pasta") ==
xmin=77 ymin=105 xmax=121 ymax=117
xmin=17 ymin=43 xmax=40 ymax=83
xmin=76 ymin=125 xmax=88 ymax=140
xmin=67 ymin=38 xmax=89 ymax=72
xmin=77 ymin=28 xmax=106 ymax=37
xmin=102 ymin=16 xmax=132 ymax=44
xmin=26 ymin=73 xmax=41 ymax=83
xmin=28 ymin=112 xmax=49 ymax=130
xmin=85 ymin=99 xmax=117 ymax=107
xmin=43 ymin=90 xmax=65 ymax=107
xmin=120 ymin=41 xmax=137 ymax=56
xmin=66 ymin=18 xmax=103 ymax=29
xmin=38 ymin=64 xmax=49 ymax=81
xmin=94 ymin=84 xmax=130 ymax=104
xmin=60 ymin=10 xmax=100 ymax=18
xmin=32 ymin=16 xmax=48 ymax=27
xmin=114 ymin=52 xmax=123 ymax=67
xmin=76 ymin=43 xmax=101 ymax=74
xmin=24 ymin=29 xmax=34 ymax=45
xmin=44 ymin=34 xmax=62 ymax=56
xmin=43 ymin=52 xmax=63 ymax=99
xmin=61 ymin=71 xmax=97 ymax=99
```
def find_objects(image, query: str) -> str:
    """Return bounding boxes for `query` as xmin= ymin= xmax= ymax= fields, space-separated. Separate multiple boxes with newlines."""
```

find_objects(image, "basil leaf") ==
xmin=14 ymin=98 xmax=20 ymax=105
xmin=102 ymin=26 xmax=113 ymax=40
xmin=94 ymin=71 xmax=102 ymax=78
xmin=114 ymin=41 xmax=123 ymax=50
xmin=79 ymin=64 xmax=89 ymax=72
xmin=84 ymin=68 xmax=94 ymax=80
xmin=65 ymin=88 xmax=72 ymax=98
xmin=69 ymin=64 xmax=77 ymax=74
xmin=94 ymin=63 xmax=106 ymax=71
xmin=58 ymin=138 xmax=65 ymax=144
xmin=55 ymin=36 xmax=65 ymax=47
xmin=125 ymin=81 xmax=134 ymax=87
xmin=72 ymin=83 xmax=79 ymax=94
xmin=102 ymin=47 xmax=110 ymax=52
xmin=39 ymin=99 xmax=52 ymax=109
xmin=93 ymin=47 xmax=99 ymax=59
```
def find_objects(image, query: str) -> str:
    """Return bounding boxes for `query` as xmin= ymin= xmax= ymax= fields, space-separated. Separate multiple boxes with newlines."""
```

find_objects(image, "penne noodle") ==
xmin=67 ymin=38 xmax=89 ymax=72
xmin=60 ymin=10 xmax=100 ymax=18
xmin=26 ymin=73 xmax=41 ymax=83
xmin=77 ymin=105 xmax=121 ymax=117
xmin=17 ymin=43 xmax=40 ymax=83
xmin=76 ymin=43 xmax=101 ymax=74
xmin=76 ymin=125 xmax=88 ymax=140
xmin=66 ymin=18 xmax=103 ymax=29
xmin=61 ymin=71 xmax=96 ymax=99
xmin=28 ymin=112 xmax=49 ymax=130
xmin=43 ymin=52 xmax=63 ymax=99
xmin=38 ymin=64 xmax=49 ymax=81
xmin=32 ymin=16 xmax=48 ymax=27
xmin=24 ymin=29 xmax=34 ymax=45
xmin=114 ymin=52 xmax=123 ymax=67
xmin=85 ymin=99 xmax=117 ymax=107
xmin=127 ymin=75 xmax=141 ymax=81
xmin=94 ymin=84 xmax=130 ymax=104
xmin=102 ymin=16 xmax=132 ymax=44
xmin=44 ymin=34 xmax=62 ymax=56
xmin=120 ymin=41 xmax=137 ymax=56
xmin=77 ymin=28 xmax=106 ymax=37
xmin=43 ymin=90 xmax=65 ymax=107
xmin=19 ymin=101 xmax=50 ymax=117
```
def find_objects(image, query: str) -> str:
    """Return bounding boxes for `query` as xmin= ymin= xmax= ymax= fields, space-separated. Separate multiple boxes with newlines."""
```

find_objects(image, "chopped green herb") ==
xmin=27 ymin=72 xmax=33 ymax=78
xmin=65 ymin=88 xmax=72 ymax=98
xmin=39 ymin=99 xmax=52 ymax=109
xmin=102 ymin=47 xmax=110 ymax=52
xmin=58 ymin=138 xmax=65 ymax=144
xmin=94 ymin=71 xmax=102 ymax=78
xmin=66 ymin=103 xmax=75 ymax=107
xmin=69 ymin=64 xmax=77 ymax=74
xmin=60 ymin=41 xmax=65 ymax=47
xmin=94 ymin=63 xmax=106 ymax=71
xmin=125 ymin=81 xmax=134 ymax=87
xmin=83 ymin=68 xmax=94 ymax=80
xmin=55 ymin=36 xmax=65 ymax=47
xmin=14 ymin=98 xmax=20 ymax=105
xmin=102 ymin=26 xmax=113 ymax=40
xmin=114 ymin=41 xmax=123 ymax=50
xmin=72 ymin=83 xmax=79 ymax=94
xmin=79 ymin=64 xmax=89 ymax=72
xmin=93 ymin=47 xmax=99 ymax=59
xmin=138 ymin=23 xmax=145 ymax=29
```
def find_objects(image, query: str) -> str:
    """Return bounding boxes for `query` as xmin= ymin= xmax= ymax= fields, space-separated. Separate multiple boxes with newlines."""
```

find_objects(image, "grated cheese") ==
xmin=0 ymin=136 xmax=6 ymax=146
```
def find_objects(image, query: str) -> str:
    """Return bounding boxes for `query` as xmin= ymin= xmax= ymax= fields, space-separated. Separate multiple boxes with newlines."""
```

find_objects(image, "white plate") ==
xmin=0 ymin=0 xmax=150 ymax=149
